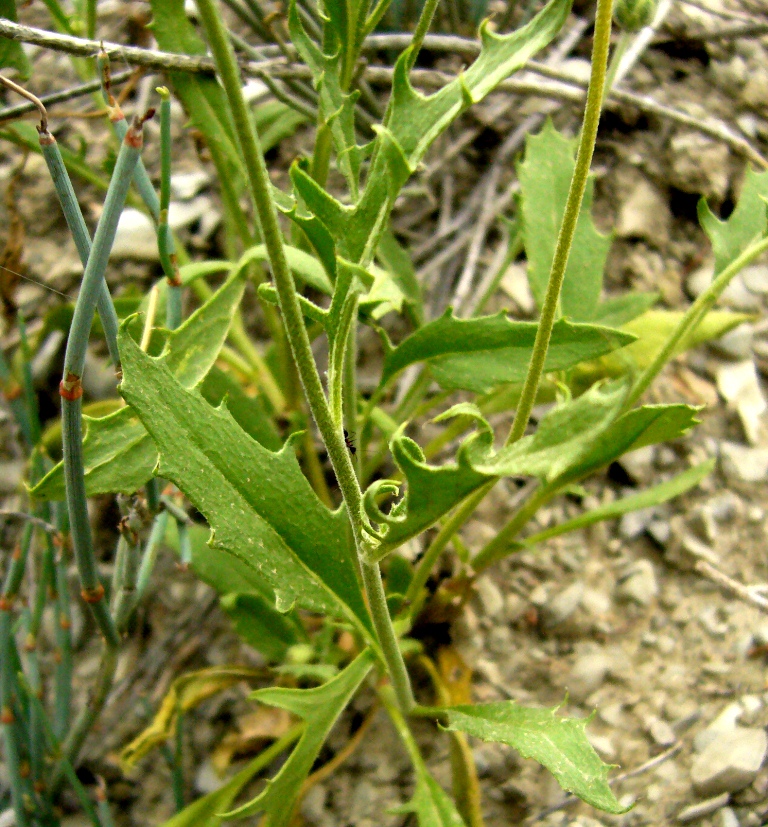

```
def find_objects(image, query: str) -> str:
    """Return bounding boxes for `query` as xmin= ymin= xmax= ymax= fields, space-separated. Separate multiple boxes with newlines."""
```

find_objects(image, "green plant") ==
xmin=1 ymin=0 xmax=767 ymax=823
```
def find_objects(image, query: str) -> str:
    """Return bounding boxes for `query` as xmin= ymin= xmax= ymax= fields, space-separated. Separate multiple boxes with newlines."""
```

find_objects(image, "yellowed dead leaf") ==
xmin=437 ymin=647 xmax=473 ymax=706
xmin=120 ymin=666 xmax=261 ymax=772
xmin=211 ymin=705 xmax=294 ymax=775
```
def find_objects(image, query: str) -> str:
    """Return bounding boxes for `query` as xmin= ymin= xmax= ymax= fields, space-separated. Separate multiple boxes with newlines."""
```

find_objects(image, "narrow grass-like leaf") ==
xmin=523 ymin=460 xmax=714 ymax=547
xmin=32 ymin=272 xmax=246 ymax=499
xmin=391 ymin=765 xmax=467 ymax=826
xmin=118 ymin=329 xmax=376 ymax=639
xmin=443 ymin=703 xmax=628 ymax=814
xmin=156 ymin=728 xmax=302 ymax=827
xmin=225 ymin=652 xmax=374 ymax=824
xmin=379 ymin=309 xmax=635 ymax=392
xmin=699 ymin=167 xmax=768 ymax=275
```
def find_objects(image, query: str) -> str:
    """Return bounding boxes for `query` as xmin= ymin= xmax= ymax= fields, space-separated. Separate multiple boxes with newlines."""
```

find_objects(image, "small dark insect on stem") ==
xmin=343 ymin=428 xmax=356 ymax=455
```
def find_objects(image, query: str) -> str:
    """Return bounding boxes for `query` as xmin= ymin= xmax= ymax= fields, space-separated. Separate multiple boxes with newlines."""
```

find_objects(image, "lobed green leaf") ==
xmin=31 ymin=271 xmax=247 ymax=499
xmin=699 ymin=167 xmax=768 ymax=275
xmin=118 ymin=328 xmax=376 ymax=639
xmin=379 ymin=308 xmax=635 ymax=393
xmin=518 ymin=120 xmax=610 ymax=320
xmin=443 ymin=703 xmax=629 ymax=814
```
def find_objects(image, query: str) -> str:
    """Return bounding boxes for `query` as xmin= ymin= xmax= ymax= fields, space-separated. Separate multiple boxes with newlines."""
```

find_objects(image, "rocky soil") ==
xmin=3 ymin=0 xmax=768 ymax=825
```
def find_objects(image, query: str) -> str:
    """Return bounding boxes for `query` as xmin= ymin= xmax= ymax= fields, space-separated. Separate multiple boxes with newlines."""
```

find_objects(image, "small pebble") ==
xmin=541 ymin=581 xmax=585 ymax=629
xmin=615 ymin=560 xmax=658 ymax=606
xmin=720 ymin=442 xmax=768 ymax=483
xmin=567 ymin=651 xmax=613 ymax=701
xmin=718 ymin=807 xmax=740 ymax=827
xmin=691 ymin=727 xmax=768 ymax=796
xmin=647 ymin=716 xmax=677 ymax=747
xmin=475 ymin=576 xmax=504 ymax=619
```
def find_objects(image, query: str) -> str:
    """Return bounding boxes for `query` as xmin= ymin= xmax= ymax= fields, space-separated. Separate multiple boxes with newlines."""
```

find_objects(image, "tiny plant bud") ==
xmin=613 ymin=0 xmax=657 ymax=31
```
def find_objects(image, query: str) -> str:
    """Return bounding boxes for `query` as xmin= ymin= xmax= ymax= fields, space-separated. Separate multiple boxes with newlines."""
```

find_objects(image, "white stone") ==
xmin=691 ymin=727 xmax=767 ymax=796
xmin=616 ymin=176 xmax=671 ymax=243
xmin=541 ymin=581 xmax=584 ymax=628
xmin=647 ymin=716 xmax=677 ymax=747
xmin=568 ymin=651 xmax=613 ymax=701
xmin=742 ymin=264 xmax=768 ymax=294
xmin=170 ymin=170 xmax=210 ymax=200
xmin=669 ymin=132 xmax=730 ymax=200
xmin=111 ymin=208 xmax=157 ymax=260
xmin=716 ymin=360 xmax=767 ymax=445
xmin=720 ymin=441 xmax=768 ymax=483
xmin=475 ymin=576 xmax=504 ymax=619
xmin=713 ymin=323 xmax=754 ymax=360
xmin=500 ymin=262 xmax=535 ymax=314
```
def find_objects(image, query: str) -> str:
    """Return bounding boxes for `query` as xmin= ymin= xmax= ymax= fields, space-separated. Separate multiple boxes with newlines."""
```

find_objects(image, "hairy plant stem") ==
xmin=626 ymin=233 xmax=768 ymax=409
xmin=507 ymin=0 xmax=614 ymax=446
xmin=404 ymin=0 xmax=615 ymax=603
xmin=195 ymin=0 xmax=415 ymax=714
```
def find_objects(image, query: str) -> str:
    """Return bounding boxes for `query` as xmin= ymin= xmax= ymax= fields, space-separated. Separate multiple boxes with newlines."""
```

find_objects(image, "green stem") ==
xmin=602 ymin=29 xmax=629 ymax=97
xmin=362 ymin=561 xmax=415 ymax=712
xmin=404 ymin=0 xmax=617 ymax=590
xmin=195 ymin=0 xmax=414 ymax=713
xmin=626 ymin=233 xmax=768 ymax=409
xmin=61 ymin=120 xmax=143 ymax=651
xmin=403 ymin=483 xmax=490 ymax=610
xmin=55 ymin=641 xmax=118 ymax=790
xmin=17 ymin=672 xmax=103 ymax=827
xmin=405 ymin=0 xmax=441 ymax=71
xmin=158 ymin=87 xmax=183 ymax=330
xmin=507 ymin=0 xmax=614 ymax=447
xmin=54 ymin=536 xmax=73 ymax=741
xmin=39 ymin=130 xmax=120 ymax=367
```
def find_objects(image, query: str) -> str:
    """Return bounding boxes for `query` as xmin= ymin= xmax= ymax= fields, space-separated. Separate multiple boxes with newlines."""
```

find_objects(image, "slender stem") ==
xmin=403 ymin=483 xmax=490 ymax=610
xmin=196 ymin=0 xmax=415 ymax=712
xmin=507 ymin=0 xmax=614 ymax=447
xmin=135 ymin=510 xmax=168 ymax=602
xmin=157 ymin=87 xmax=183 ymax=330
xmin=17 ymin=672 xmax=103 ymax=827
xmin=39 ymin=126 xmax=121 ymax=367
xmin=55 ymin=641 xmax=118 ymax=790
xmin=626 ymin=233 xmax=768 ymax=409
xmin=472 ymin=485 xmax=553 ymax=572
xmin=54 ymin=537 xmax=73 ymax=741
xmin=61 ymin=120 xmax=144 ymax=649
xmin=0 ymin=610 xmax=31 ymax=827
xmin=362 ymin=561 xmax=415 ymax=712
xmin=401 ymin=0 xmax=617 ymax=590
xmin=405 ymin=0 xmax=441 ymax=71
xmin=602 ymin=29 xmax=629 ymax=97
